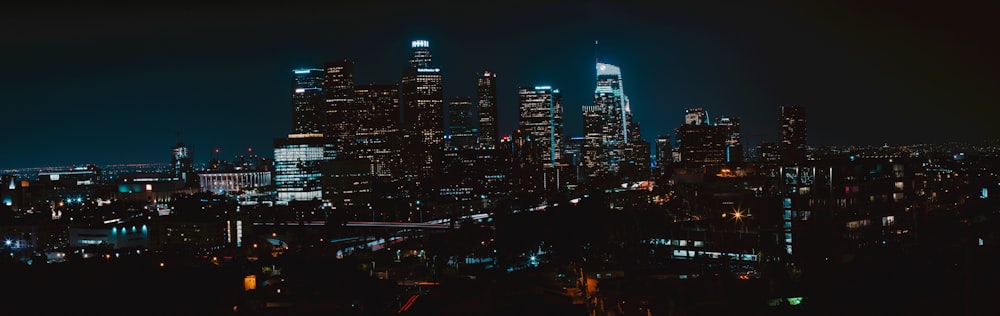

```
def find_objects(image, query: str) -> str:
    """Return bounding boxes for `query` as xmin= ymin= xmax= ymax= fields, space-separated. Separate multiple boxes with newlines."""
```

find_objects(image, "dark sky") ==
xmin=2 ymin=0 xmax=997 ymax=169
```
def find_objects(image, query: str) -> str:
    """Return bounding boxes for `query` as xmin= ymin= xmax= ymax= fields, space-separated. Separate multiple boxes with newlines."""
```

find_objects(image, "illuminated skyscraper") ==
xmin=291 ymin=69 xmax=325 ymax=134
xmin=591 ymin=62 xmax=631 ymax=176
xmin=477 ymin=71 xmax=499 ymax=149
xmin=354 ymin=83 xmax=402 ymax=194
xmin=323 ymin=60 xmax=357 ymax=154
xmin=517 ymin=86 xmax=564 ymax=191
xmin=779 ymin=105 xmax=807 ymax=162
xmin=409 ymin=40 xmax=432 ymax=68
xmin=581 ymin=105 xmax=603 ymax=176
xmin=401 ymin=40 xmax=444 ymax=188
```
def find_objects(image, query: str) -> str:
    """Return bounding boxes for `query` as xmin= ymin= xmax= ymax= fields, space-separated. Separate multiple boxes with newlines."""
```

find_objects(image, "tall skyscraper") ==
xmin=779 ymin=105 xmax=807 ymax=162
xmin=401 ymin=40 xmax=444 ymax=188
xmin=591 ymin=62 xmax=632 ymax=176
xmin=517 ymin=86 xmax=564 ymax=191
xmin=447 ymin=96 xmax=477 ymax=150
xmin=291 ymin=69 xmax=325 ymax=135
xmin=354 ymin=83 xmax=403 ymax=195
xmin=323 ymin=60 xmax=357 ymax=154
xmin=477 ymin=71 xmax=499 ymax=149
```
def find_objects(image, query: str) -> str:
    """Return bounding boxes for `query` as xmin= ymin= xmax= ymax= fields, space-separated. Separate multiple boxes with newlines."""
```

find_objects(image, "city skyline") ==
xmin=2 ymin=1 xmax=997 ymax=169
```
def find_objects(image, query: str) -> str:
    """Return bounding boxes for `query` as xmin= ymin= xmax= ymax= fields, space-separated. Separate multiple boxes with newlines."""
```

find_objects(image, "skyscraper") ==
xmin=447 ymin=96 xmax=476 ymax=150
xmin=323 ymin=60 xmax=357 ymax=154
xmin=477 ymin=71 xmax=499 ymax=149
xmin=591 ymin=62 xmax=631 ymax=176
xmin=779 ymin=105 xmax=807 ymax=162
xmin=581 ymin=105 xmax=603 ymax=177
xmin=291 ymin=69 xmax=325 ymax=135
xmin=655 ymin=134 xmax=672 ymax=176
xmin=517 ymin=86 xmax=564 ymax=191
xmin=716 ymin=116 xmax=743 ymax=164
xmin=354 ymin=83 xmax=402 ymax=195
xmin=401 ymin=40 xmax=444 ymax=188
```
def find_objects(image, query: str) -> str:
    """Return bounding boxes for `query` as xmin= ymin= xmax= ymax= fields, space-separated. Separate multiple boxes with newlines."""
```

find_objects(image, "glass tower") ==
xmin=477 ymin=71 xmax=499 ymax=149
xmin=291 ymin=69 xmax=325 ymax=135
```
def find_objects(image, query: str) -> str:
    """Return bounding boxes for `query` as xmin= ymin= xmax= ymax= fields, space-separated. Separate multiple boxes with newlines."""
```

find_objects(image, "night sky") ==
xmin=2 ymin=0 xmax=997 ymax=169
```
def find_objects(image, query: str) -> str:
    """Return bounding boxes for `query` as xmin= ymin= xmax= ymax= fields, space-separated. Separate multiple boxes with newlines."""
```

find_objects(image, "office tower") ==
xmin=321 ymin=158 xmax=372 ymax=218
xmin=622 ymin=121 xmax=651 ymax=181
xmin=323 ymin=60 xmax=357 ymax=154
xmin=477 ymin=71 xmax=499 ymax=149
xmin=401 ymin=40 xmax=444 ymax=187
xmin=171 ymin=142 xmax=193 ymax=184
xmin=591 ymin=62 xmax=634 ymax=176
xmin=779 ymin=105 xmax=807 ymax=162
xmin=291 ymin=68 xmax=325 ymax=135
xmin=354 ymin=83 xmax=403 ymax=190
xmin=675 ymin=107 xmax=727 ymax=167
xmin=517 ymin=86 xmax=564 ymax=192
xmin=441 ymin=96 xmax=479 ymax=202
xmin=581 ymin=105 xmax=604 ymax=179
xmin=562 ymin=137 xmax=587 ymax=188
xmin=716 ymin=116 xmax=744 ymax=164
xmin=447 ymin=96 xmax=477 ymax=150
xmin=655 ymin=134 xmax=672 ymax=176
xmin=273 ymin=134 xmax=335 ymax=202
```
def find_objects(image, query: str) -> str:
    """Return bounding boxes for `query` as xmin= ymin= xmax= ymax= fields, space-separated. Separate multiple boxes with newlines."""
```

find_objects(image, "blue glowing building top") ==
xmin=409 ymin=40 xmax=433 ymax=68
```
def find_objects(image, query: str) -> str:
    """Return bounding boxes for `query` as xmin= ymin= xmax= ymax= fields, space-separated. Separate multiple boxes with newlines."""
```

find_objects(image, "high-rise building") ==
xmin=354 ymin=83 xmax=404 ymax=198
xmin=517 ymin=86 xmax=564 ymax=192
xmin=291 ymin=69 xmax=325 ymax=135
xmin=171 ymin=142 xmax=193 ymax=184
xmin=477 ymin=71 xmax=499 ymax=149
xmin=581 ymin=105 xmax=604 ymax=178
xmin=323 ymin=60 xmax=357 ymax=154
xmin=441 ymin=96 xmax=479 ymax=202
xmin=622 ymin=122 xmax=651 ymax=181
xmin=447 ymin=96 xmax=477 ymax=150
xmin=716 ymin=116 xmax=744 ymax=164
xmin=273 ymin=134 xmax=335 ymax=202
xmin=401 ymin=40 xmax=444 ymax=189
xmin=676 ymin=108 xmax=727 ymax=168
xmin=779 ymin=105 xmax=807 ymax=162
xmin=655 ymin=134 xmax=672 ymax=176
xmin=321 ymin=158 xmax=372 ymax=216
xmin=592 ymin=62 xmax=631 ymax=175
xmin=562 ymin=136 xmax=587 ymax=188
